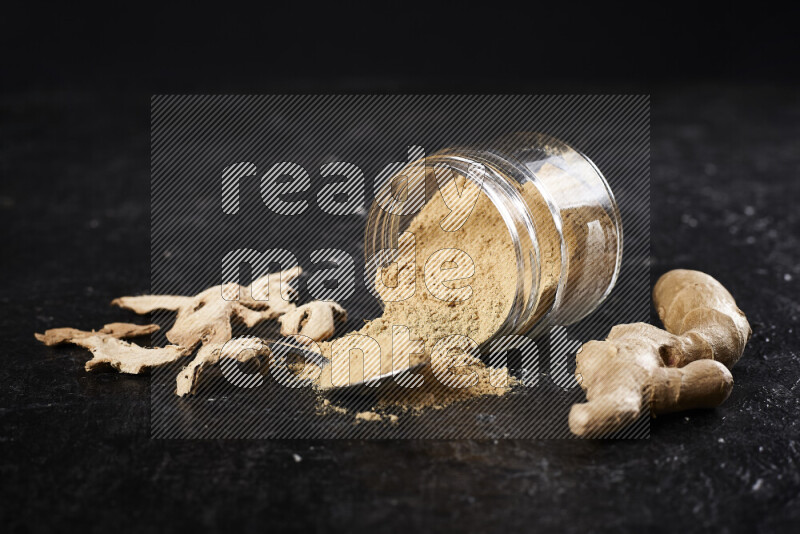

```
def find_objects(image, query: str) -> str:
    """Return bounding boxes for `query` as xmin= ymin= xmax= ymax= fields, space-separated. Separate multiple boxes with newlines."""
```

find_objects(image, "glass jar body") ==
xmin=365 ymin=133 xmax=622 ymax=341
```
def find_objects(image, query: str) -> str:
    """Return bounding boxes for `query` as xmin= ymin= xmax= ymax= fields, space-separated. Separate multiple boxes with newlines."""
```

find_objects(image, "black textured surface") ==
xmin=1 ymin=86 xmax=799 ymax=532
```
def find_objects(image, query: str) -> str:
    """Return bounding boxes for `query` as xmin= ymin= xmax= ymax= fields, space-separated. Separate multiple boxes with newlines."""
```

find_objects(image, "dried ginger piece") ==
xmin=278 ymin=301 xmax=347 ymax=343
xmin=77 ymin=337 xmax=191 ymax=374
xmin=354 ymin=411 xmax=383 ymax=422
xmin=108 ymin=268 xmax=300 ymax=394
xmin=36 ymin=269 xmax=302 ymax=395
xmin=354 ymin=411 xmax=399 ymax=424
xmin=34 ymin=322 xmax=188 ymax=374
xmin=35 ymin=322 xmax=159 ymax=346
xmin=113 ymin=267 xmax=302 ymax=349
xmin=176 ymin=337 xmax=270 ymax=396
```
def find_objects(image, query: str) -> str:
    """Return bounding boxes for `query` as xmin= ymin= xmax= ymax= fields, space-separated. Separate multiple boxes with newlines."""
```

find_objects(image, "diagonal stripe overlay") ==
xmin=149 ymin=95 xmax=650 ymax=440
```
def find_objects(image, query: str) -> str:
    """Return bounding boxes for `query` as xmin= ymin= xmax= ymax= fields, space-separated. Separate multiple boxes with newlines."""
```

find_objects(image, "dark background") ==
xmin=1 ymin=4 xmax=799 ymax=533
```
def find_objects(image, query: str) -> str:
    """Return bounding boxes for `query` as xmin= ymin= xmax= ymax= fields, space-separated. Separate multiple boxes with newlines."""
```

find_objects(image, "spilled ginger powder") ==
xmin=312 ymin=178 xmax=521 ymax=411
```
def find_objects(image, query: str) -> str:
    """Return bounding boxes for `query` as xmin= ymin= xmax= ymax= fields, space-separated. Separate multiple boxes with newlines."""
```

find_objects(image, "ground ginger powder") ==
xmin=311 ymin=181 xmax=523 ymax=412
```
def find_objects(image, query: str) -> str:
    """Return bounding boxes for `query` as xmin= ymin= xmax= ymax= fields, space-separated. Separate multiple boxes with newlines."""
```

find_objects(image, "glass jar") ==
xmin=365 ymin=132 xmax=622 ymax=341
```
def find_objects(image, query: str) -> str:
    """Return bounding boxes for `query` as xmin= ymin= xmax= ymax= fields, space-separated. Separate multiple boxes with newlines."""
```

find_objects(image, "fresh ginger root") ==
xmin=569 ymin=269 xmax=751 ymax=437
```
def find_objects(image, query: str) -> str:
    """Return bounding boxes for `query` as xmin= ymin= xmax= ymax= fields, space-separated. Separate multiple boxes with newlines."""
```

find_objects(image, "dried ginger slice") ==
xmin=113 ymin=267 xmax=302 ymax=349
xmin=176 ymin=337 xmax=270 ymax=396
xmin=278 ymin=301 xmax=347 ymax=343
xmin=76 ymin=336 xmax=191 ymax=374
xmin=37 ymin=268 xmax=317 ymax=396
xmin=35 ymin=322 xmax=159 ymax=346
xmin=35 ymin=322 xmax=189 ymax=374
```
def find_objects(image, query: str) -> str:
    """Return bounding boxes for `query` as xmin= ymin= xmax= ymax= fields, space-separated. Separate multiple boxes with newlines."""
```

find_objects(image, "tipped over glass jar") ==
xmin=364 ymin=132 xmax=623 ymax=346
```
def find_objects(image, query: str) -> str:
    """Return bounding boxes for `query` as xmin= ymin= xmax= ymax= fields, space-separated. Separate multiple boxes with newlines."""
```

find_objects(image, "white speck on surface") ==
xmin=752 ymin=479 xmax=763 ymax=491
xmin=744 ymin=205 xmax=756 ymax=216
xmin=784 ymin=273 xmax=793 ymax=281
xmin=759 ymin=446 xmax=764 ymax=452
xmin=292 ymin=453 xmax=302 ymax=463
xmin=718 ymin=438 xmax=725 ymax=444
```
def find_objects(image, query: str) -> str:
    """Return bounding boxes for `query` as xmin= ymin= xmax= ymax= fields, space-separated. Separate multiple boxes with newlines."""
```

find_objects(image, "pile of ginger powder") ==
xmin=309 ymin=175 xmax=529 ymax=410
